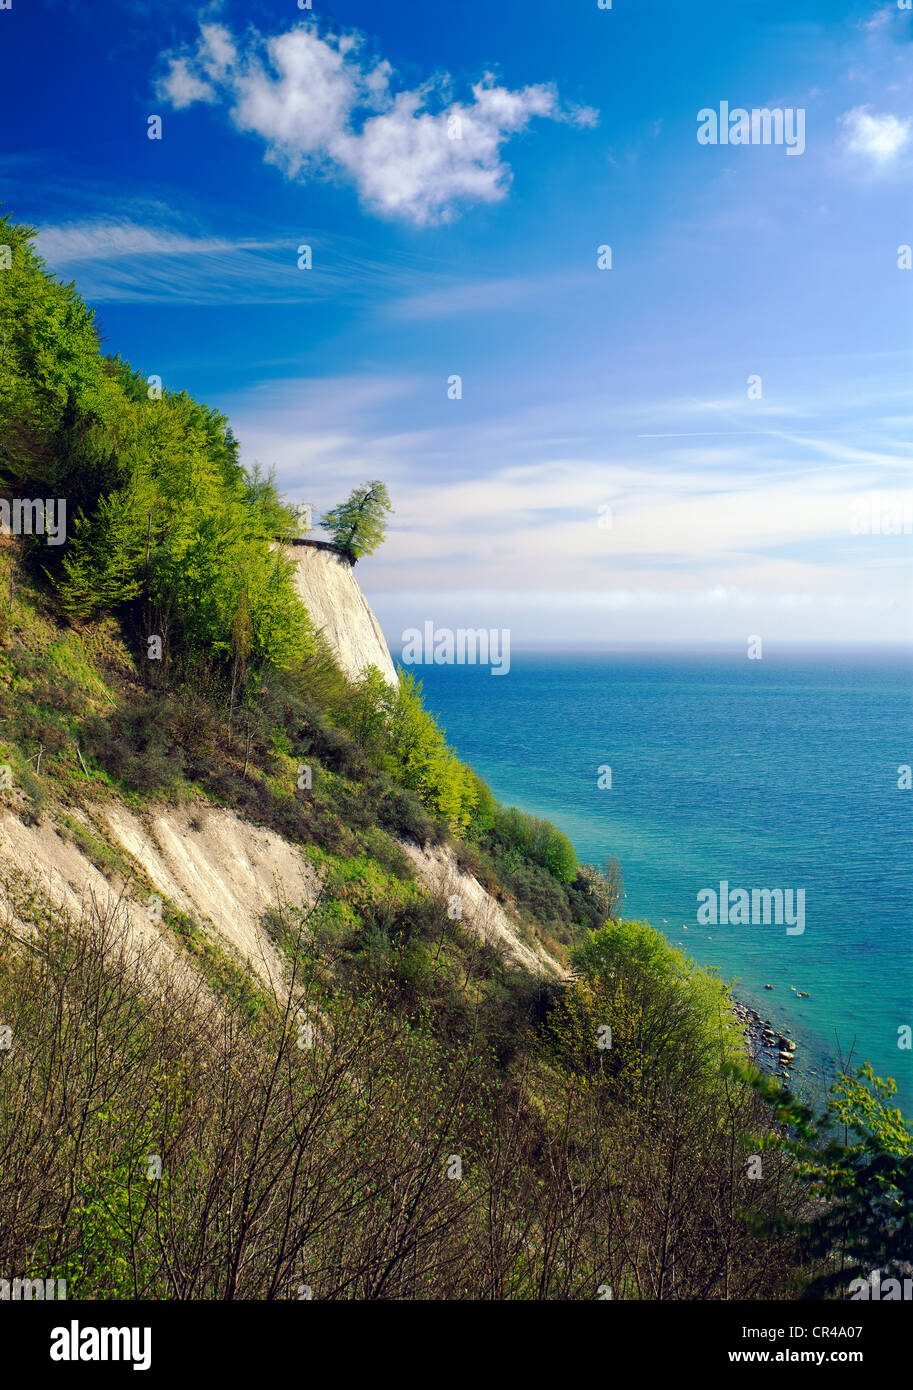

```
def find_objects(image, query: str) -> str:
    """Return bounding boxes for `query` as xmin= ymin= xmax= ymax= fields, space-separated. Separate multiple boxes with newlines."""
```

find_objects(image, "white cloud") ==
xmin=839 ymin=105 xmax=912 ymax=165
xmin=155 ymin=20 xmax=596 ymax=225
xmin=36 ymin=219 xmax=255 ymax=262
xmin=223 ymin=373 xmax=913 ymax=644
xmin=33 ymin=218 xmax=296 ymax=303
xmin=157 ymin=57 xmax=216 ymax=111
xmin=32 ymin=214 xmax=424 ymax=304
xmin=862 ymin=7 xmax=893 ymax=31
xmin=198 ymin=23 xmax=236 ymax=78
xmin=389 ymin=272 xmax=561 ymax=320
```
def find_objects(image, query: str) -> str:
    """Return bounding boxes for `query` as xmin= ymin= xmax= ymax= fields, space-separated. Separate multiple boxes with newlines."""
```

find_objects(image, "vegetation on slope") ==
xmin=0 ymin=209 xmax=909 ymax=1299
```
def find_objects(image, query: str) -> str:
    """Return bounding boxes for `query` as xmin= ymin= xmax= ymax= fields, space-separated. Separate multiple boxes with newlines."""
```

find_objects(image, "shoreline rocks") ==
xmin=731 ymin=997 xmax=798 ymax=1086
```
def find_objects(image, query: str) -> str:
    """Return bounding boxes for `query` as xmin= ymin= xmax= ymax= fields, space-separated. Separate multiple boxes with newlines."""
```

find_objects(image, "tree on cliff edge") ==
xmin=320 ymin=481 xmax=392 ymax=564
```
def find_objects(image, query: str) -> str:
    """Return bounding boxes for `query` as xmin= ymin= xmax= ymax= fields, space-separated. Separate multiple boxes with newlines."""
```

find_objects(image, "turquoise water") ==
xmin=406 ymin=648 xmax=913 ymax=1116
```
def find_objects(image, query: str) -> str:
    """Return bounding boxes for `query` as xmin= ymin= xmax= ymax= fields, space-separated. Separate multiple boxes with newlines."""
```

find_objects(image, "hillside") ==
xmin=0 ymin=553 xmax=797 ymax=1299
xmin=0 ymin=542 xmax=561 ymax=988
xmin=0 ymin=209 xmax=909 ymax=1302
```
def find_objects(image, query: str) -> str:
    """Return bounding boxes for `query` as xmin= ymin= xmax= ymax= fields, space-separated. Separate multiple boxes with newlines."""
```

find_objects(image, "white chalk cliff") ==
xmin=282 ymin=541 xmax=397 ymax=687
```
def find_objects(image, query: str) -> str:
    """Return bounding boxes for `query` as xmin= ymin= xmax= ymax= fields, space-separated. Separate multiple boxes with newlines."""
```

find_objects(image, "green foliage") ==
xmin=58 ymin=478 xmax=151 ymax=613
xmin=490 ymin=806 xmax=578 ymax=884
xmin=60 ymin=401 xmax=309 ymax=669
xmin=333 ymin=670 xmax=479 ymax=836
xmin=0 ymin=214 xmax=117 ymax=496
xmin=573 ymin=859 xmax=624 ymax=922
xmin=539 ymin=976 xmax=645 ymax=1095
xmin=320 ymin=480 xmax=392 ymax=562
xmin=0 ymin=213 xmax=310 ymax=673
xmin=344 ymin=664 xmax=397 ymax=755
xmin=565 ymin=918 xmax=746 ymax=1096
xmin=467 ymin=771 xmax=496 ymax=838
xmin=728 ymin=1059 xmax=913 ymax=1298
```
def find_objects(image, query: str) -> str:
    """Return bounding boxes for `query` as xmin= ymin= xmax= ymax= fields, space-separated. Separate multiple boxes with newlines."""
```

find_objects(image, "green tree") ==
xmin=0 ymin=213 xmax=119 ymax=501
xmin=58 ymin=481 xmax=152 ymax=615
xmin=380 ymin=672 xmax=477 ymax=833
xmin=729 ymin=1060 xmax=913 ymax=1298
xmin=320 ymin=481 xmax=392 ymax=563
xmin=571 ymin=918 xmax=746 ymax=1095
xmin=466 ymin=773 xmax=496 ymax=841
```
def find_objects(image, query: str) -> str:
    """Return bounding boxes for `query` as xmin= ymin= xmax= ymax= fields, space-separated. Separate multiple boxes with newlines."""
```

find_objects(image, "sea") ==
xmin=404 ymin=646 xmax=913 ymax=1119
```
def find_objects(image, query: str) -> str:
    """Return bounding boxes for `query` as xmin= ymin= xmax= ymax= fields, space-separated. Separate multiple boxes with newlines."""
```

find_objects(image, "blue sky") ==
xmin=2 ymin=0 xmax=911 ymax=647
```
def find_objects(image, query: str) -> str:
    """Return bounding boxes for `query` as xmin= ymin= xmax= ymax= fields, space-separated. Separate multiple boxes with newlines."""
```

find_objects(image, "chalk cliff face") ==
xmin=0 ymin=540 xmax=562 ymax=995
xmin=282 ymin=541 xmax=397 ymax=687
xmin=0 ymin=805 xmax=564 ymax=990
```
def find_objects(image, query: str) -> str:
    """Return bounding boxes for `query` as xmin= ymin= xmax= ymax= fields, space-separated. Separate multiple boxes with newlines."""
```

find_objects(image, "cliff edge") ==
xmin=282 ymin=540 xmax=398 ymax=687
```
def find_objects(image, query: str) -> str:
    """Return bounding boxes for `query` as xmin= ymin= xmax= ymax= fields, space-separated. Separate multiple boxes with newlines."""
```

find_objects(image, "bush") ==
xmin=373 ymin=777 xmax=436 ymax=844
xmin=569 ymin=918 xmax=745 ymax=1098
xmin=490 ymin=807 xmax=578 ymax=885
xmin=80 ymin=703 xmax=186 ymax=793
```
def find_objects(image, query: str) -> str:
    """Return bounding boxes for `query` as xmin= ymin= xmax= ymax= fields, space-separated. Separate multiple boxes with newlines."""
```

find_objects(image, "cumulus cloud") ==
xmin=839 ymin=105 xmax=912 ymax=165
xmin=155 ymin=20 xmax=596 ymax=224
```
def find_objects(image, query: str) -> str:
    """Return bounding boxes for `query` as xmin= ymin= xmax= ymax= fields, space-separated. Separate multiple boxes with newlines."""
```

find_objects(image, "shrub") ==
xmin=490 ymin=807 xmax=578 ymax=885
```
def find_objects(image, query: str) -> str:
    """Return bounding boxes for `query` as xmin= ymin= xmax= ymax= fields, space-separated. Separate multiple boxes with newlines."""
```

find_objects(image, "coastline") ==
xmin=731 ymin=996 xmax=799 ymax=1088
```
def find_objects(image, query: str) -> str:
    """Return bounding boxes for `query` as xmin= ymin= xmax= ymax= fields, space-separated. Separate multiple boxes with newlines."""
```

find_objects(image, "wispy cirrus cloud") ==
xmin=36 ymin=219 xmax=269 ymax=263
xmin=261 ymin=409 xmax=912 ymax=643
xmin=33 ymin=214 xmax=419 ymax=304
xmin=226 ymin=373 xmax=913 ymax=553
xmin=388 ymin=272 xmax=579 ymax=320
xmin=34 ymin=217 xmax=308 ymax=302
xmin=34 ymin=207 xmax=570 ymax=311
xmin=154 ymin=20 xmax=597 ymax=226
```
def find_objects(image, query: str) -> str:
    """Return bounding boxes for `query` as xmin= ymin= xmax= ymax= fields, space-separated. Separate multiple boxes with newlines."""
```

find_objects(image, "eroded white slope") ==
xmin=284 ymin=542 xmax=397 ymax=686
